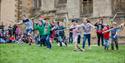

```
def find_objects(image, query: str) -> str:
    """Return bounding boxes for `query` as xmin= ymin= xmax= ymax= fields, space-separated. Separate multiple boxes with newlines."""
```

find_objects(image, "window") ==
xmin=80 ymin=0 xmax=93 ymax=17
xmin=112 ymin=0 xmax=125 ymax=13
xmin=33 ymin=0 xmax=37 ymax=8
xmin=58 ymin=0 xmax=67 ymax=4
xmin=38 ymin=0 xmax=41 ymax=8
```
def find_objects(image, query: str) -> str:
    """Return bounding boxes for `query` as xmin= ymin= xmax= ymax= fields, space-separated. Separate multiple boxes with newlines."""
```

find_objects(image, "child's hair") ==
xmin=57 ymin=22 xmax=60 ymax=25
xmin=87 ymin=19 xmax=91 ymax=23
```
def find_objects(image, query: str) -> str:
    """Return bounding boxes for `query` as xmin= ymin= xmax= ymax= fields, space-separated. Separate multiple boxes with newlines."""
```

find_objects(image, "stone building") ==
xmin=0 ymin=0 xmax=125 ymax=25
xmin=32 ymin=0 xmax=125 ymax=18
xmin=0 ymin=0 xmax=17 ymax=25
xmin=0 ymin=0 xmax=33 ymax=26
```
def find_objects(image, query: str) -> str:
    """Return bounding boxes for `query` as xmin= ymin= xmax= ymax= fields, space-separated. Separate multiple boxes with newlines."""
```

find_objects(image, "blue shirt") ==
xmin=23 ymin=19 xmax=33 ymax=30
xmin=111 ymin=27 xmax=120 ymax=39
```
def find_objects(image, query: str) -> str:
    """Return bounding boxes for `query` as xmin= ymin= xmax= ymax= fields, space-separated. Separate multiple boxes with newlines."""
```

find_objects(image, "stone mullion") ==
xmin=15 ymin=0 xmax=22 ymax=21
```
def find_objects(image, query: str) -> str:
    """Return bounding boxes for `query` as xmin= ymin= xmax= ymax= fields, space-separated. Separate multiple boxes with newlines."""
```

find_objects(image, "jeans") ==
xmin=0 ymin=38 xmax=6 ymax=43
xmin=111 ymin=39 xmax=118 ymax=50
xmin=26 ymin=28 xmax=32 ymax=35
xmin=77 ymin=35 xmax=81 ymax=44
xmin=57 ymin=36 xmax=63 ymax=46
xmin=40 ymin=35 xmax=46 ymax=46
xmin=35 ymin=35 xmax=40 ymax=45
xmin=69 ymin=32 xmax=73 ymax=44
xmin=40 ymin=35 xmax=51 ymax=49
xmin=104 ymin=39 xmax=109 ymax=49
xmin=82 ymin=34 xmax=91 ymax=49
xmin=46 ymin=35 xmax=51 ymax=49
xmin=97 ymin=33 xmax=104 ymax=46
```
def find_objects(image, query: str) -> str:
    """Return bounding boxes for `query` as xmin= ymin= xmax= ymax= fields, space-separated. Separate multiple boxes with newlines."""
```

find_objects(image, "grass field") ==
xmin=0 ymin=43 xmax=125 ymax=63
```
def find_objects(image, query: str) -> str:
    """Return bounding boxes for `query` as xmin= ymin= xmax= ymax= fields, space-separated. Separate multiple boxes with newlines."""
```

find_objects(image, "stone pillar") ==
xmin=93 ymin=0 xmax=112 ymax=17
xmin=1 ymin=0 xmax=17 ymax=25
xmin=0 ymin=0 xmax=1 ymax=23
xmin=21 ymin=0 xmax=33 ymax=18
xmin=67 ymin=0 xmax=80 ymax=18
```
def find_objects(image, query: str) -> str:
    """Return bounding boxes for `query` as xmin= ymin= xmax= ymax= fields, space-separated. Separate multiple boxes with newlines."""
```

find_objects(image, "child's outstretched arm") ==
xmin=102 ymin=23 xmax=125 ymax=34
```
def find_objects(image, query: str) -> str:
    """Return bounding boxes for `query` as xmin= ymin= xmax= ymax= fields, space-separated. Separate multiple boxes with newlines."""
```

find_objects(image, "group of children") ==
xmin=0 ymin=24 xmax=21 ymax=43
xmin=65 ymin=17 xmax=124 ymax=51
xmin=0 ymin=15 xmax=124 ymax=51
xmin=94 ymin=18 xmax=125 ymax=50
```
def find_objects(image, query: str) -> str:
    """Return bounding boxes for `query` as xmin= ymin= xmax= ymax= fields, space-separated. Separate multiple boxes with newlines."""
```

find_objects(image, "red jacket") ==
xmin=103 ymin=26 xmax=110 ymax=40
xmin=9 ymin=36 xmax=15 ymax=41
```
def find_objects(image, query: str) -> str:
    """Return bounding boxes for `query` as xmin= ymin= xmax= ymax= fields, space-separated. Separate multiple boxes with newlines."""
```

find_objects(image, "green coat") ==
xmin=43 ymin=23 xmax=51 ymax=35
xmin=34 ymin=20 xmax=51 ymax=36
xmin=34 ymin=24 xmax=44 ymax=35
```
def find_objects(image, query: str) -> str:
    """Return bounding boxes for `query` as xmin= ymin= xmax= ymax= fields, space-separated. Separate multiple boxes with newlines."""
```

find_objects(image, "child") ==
xmin=94 ymin=18 xmax=104 ymax=46
xmin=70 ymin=21 xmax=82 ymax=51
xmin=33 ymin=23 xmax=41 ymax=46
xmin=80 ymin=18 xmax=95 ymax=51
xmin=50 ymin=21 xmax=56 ymax=44
xmin=103 ymin=22 xmax=125 ymax=50
xmin=40 ymin=18 xmax=52 ymax=49
xmin=28 ymin=34 xmax=34 ymax=45
xmin=110 ymin=22 xmax=124 ymax=50
xmin=15 ymin=24 xmax=21 ymax=40
xmin=55 ymin=21 xmax=66 ymax=47
xmin=0 ymin=31 xmax=6 ymax=43
xmin=9 ymin=35 xmax=16 ymax=43
xmin=103 ymin=24 xmax=110 ymax=50
xmin=77 ymin=27 xmax=81 ymax=44
xmin=69 ymin=28 xmax=73 ymax=44
xmin=17 ymin=34 xmax=23 ymax=44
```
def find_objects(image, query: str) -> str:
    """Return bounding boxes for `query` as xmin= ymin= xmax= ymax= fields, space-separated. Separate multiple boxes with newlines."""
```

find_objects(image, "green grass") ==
xmin=0 ymin=43 xmax=125 ymax=63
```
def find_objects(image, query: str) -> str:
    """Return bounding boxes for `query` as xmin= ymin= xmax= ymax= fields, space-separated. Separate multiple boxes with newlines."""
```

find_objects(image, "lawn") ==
xmin=0 ymin=43 xmax=125 ymax=63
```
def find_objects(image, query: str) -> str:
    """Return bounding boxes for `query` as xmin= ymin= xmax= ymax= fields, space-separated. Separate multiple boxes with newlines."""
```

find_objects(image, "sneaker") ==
xmin=57 ymin=43 xmax=60 ymax=46
xmin=36 ymin=44 xmax=40 ymax=47
xmin=73 ymin=49 xmax=78 ymax=51
xmin=82 ymin=48 xmax=85 ymax=51
xmin=73 ymin=49 xmax=77 ymax=51
xmin=78 ymin=48 xmax=83 ymax=52
xmin=88 ymin=46 xmax=91 ymax=49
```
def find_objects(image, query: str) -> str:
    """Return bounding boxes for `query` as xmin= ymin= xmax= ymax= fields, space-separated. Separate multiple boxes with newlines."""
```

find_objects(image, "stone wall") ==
xmin=0 ymin=0 xmax=17 ymax=26
xmin=21 ymin=0 xmax=33 ymax=18
xmin=41 ymin=0 xmax=55 ymax=11
xmin=67 ymin=0 xmax=80 ymax=18
xmin=93 ymin=0 xmax=112 ymax=17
